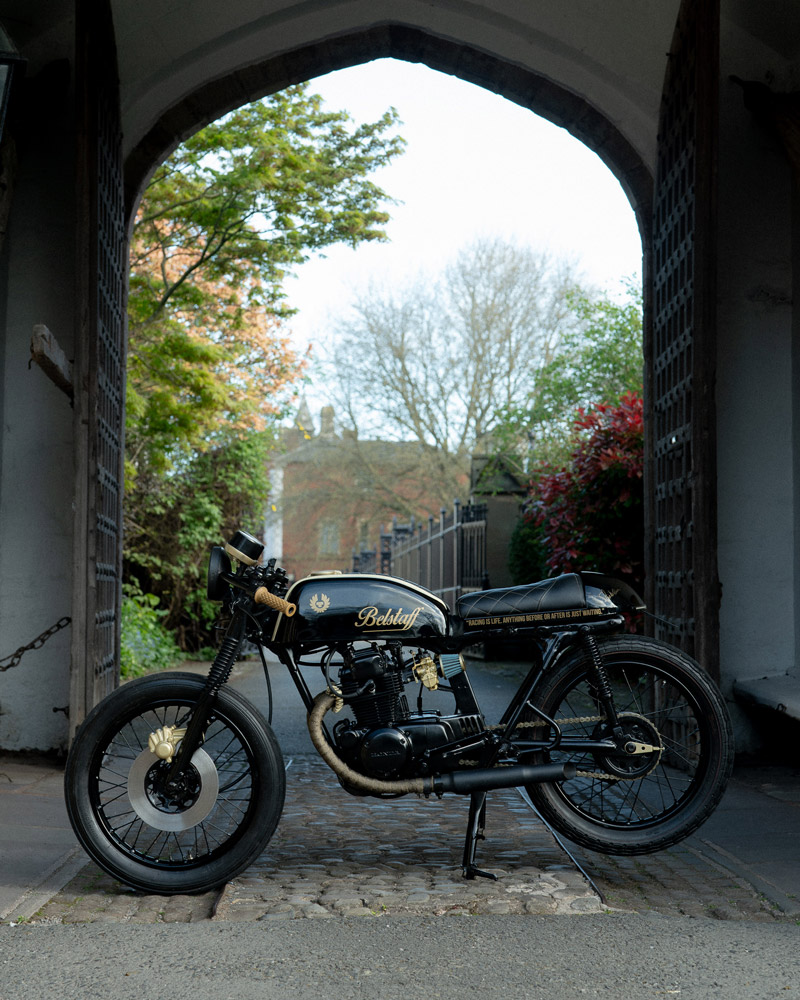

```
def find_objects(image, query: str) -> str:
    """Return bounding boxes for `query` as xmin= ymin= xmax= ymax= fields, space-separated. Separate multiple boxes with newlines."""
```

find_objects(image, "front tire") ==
xmin=525 ymin=636 xmax=734 ymax=855
xmin=65 ymin=672 xmax=285 ymax=894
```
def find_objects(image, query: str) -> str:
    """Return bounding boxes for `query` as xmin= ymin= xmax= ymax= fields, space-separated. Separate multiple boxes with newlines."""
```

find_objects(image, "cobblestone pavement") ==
xmin=21 ymin=755 xmax=789 ymax=925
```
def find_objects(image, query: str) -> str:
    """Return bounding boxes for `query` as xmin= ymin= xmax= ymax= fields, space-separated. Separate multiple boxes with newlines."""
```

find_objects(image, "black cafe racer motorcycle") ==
xmin=65 ymin=529 xmax=734 ymax=895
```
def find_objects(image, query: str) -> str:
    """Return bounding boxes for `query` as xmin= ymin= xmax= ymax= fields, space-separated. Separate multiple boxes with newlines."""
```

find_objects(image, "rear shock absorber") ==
xmin=579 ymin=626 xmax=620 ymax=732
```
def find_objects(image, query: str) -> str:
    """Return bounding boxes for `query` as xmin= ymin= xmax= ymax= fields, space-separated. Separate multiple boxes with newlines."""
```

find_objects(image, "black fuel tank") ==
xmin=271 ymin=574 xmax=450 ymax=645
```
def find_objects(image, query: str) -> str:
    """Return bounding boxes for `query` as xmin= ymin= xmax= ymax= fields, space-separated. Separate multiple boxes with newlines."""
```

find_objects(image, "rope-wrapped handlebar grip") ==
xmin=254 ymin=587 xmax=297 ymax=617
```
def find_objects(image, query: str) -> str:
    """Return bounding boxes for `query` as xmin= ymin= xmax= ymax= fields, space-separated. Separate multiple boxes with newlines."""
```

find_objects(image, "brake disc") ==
xmin=127 ymin=747 xmax=219 ymax=831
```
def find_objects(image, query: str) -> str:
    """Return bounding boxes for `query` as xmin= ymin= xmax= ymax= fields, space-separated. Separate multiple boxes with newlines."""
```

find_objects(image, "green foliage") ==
xmin=124 ymin=85 xmax=406 ymax=651
xmin=127 ymin=84 xmax=405 ymax=478
xmin=494 ymin=278 xmax=643 ymax=471
xmin=120 ymin=586 xmax=182 ymax=679
xmin=507 ymin=516 xmax=549 ymax=585
xmin=125 ymin=433 xmax=273 ymax=651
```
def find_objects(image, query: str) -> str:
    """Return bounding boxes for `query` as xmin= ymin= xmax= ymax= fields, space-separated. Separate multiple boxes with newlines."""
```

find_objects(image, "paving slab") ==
xmin=0 ymin=755 xmax=80 ymax=921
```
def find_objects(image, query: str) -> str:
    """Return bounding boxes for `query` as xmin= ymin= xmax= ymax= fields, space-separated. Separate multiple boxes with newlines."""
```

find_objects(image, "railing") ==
xmin=352 ymin=499 xmax=488 ymax=606
xmin=351 ymin=530 xmax=392 ymax=576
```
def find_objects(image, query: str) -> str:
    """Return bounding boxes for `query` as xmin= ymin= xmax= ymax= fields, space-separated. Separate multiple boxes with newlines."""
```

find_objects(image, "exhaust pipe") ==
xmin=307 ymin=691 xmax=575 ymax=797
xmin=432 ymin=762 xmax=576 ymax=795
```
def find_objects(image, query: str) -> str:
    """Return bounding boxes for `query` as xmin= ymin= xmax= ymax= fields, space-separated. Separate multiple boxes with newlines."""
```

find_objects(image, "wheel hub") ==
xmin=594 ymin=712 xmax=663 ymax=779
xmin=145 ymin=762 xmax=202 ymax=812
xmin=127 ymin=747 xmax=219 ymax=831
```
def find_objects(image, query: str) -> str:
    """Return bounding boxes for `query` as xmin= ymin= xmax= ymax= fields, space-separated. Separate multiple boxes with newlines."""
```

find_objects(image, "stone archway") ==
xmin=123 ymin=27 xmax=654 ymax=239
xmin=75 ymin=20 xmax=672 ymax=733
xmin=69 ymin=14 xmax=661 ymax=736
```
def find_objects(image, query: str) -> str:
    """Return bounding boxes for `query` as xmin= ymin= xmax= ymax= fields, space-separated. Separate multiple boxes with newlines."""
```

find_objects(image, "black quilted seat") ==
xmin=456 ymin=574 xmax=586 ymax=619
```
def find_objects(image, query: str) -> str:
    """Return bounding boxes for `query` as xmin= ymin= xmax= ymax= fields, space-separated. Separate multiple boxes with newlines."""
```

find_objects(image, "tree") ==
xmin=124 ymin=85 xmax=406 ymax=646
xmin=124 ymin=434 xmax=274 ymax=650
xmin=127 ymin=84 xmax=405 ymax=478
xmin=494 ymin=278 xmax=643 ymax=470
xmin=325 ymin=238 xmax=584 ymax=508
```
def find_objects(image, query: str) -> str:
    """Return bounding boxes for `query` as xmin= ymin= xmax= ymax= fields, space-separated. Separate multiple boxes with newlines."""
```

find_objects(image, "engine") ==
xmin=331 ymin=642 xmax=483 ymax=781
xmin=337 ymin=645 xmax=409 ymax=729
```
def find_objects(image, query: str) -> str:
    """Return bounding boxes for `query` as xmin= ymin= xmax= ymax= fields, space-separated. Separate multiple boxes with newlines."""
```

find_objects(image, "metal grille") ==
xmin=93 ymin=81 xmax=125 ymax=703
xmin=71 ymin=0 xmax=126 ymax=728
xmin=651 ymin=0 xmax=719 ymax=671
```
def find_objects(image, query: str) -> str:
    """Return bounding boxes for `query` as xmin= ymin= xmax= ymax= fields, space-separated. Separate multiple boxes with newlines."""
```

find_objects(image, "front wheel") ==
xmin=525 ymin=636 xmax=734 ymax=855
xmin=65 ymin=672 xmax=285 ymax=894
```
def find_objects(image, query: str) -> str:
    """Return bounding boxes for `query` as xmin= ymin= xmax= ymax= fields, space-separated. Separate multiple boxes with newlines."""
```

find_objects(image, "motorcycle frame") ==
xmin=265 ymin=618 xmax=627 ymax=766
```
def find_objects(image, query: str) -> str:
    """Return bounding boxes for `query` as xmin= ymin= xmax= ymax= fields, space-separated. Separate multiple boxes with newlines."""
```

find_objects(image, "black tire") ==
xmin=65 ymin=672 xmax=285 ymax=894
xmin=525 ymin=635 xmax=734 ymax=855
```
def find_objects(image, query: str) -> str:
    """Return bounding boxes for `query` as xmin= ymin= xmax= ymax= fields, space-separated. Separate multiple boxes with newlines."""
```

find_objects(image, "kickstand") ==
xmin=462 ymin=791 xmax=498 ymax=881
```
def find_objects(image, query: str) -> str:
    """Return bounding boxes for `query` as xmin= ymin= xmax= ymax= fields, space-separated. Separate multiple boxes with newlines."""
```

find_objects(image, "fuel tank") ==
xmin=271 ymin=574 xmax=451 ymax=645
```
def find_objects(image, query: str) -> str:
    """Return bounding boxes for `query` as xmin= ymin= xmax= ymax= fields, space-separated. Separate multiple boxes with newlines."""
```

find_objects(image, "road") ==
xmin=3 ymin=655 xmax=797 ymax=999
xmin=1 ymin=915 xmax=798 ymax=999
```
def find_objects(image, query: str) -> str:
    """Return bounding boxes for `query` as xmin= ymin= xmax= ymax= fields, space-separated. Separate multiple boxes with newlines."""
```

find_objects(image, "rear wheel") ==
xmin=65 ymin=672 xmax=285 ymax=894
xmin=525 ymin=636 xmax=734 ymax=855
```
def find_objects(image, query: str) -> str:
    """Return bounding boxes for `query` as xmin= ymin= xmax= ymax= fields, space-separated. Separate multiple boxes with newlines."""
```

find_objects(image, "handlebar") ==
xmin=254 ymin=587 xmax=297 ymax=617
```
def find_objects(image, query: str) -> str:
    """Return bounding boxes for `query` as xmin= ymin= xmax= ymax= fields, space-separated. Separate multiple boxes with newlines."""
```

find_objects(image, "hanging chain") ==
xmin=0 ymin=617 xmax=72 ymax=672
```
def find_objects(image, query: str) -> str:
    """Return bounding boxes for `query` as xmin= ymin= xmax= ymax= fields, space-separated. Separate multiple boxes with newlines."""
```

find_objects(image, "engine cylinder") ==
xmin=340 ymin=646 xmax=408 ymax=728
xmin=345 ymin=673 xmax=408 ymax=728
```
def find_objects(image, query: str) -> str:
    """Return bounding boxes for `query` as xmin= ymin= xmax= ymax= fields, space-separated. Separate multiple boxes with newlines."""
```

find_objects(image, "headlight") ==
xmin=207 ymin=545 xmax=233 ymax=601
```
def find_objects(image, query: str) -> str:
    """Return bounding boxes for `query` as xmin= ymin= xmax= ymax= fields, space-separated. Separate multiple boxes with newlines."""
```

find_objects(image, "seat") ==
xmin=456 ymin=574 xmax=586 ymax=619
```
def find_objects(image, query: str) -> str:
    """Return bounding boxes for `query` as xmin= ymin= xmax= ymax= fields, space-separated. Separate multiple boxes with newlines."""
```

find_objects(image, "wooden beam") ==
xmin=29 ymin=324 xmax=73 ymax=400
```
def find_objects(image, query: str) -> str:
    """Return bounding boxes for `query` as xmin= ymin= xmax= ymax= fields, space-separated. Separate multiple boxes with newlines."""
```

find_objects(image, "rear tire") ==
xmin=525 ymin=635 xmax=734 ymax=855
xmin=65 ymin=672 xmax=285 ymax=894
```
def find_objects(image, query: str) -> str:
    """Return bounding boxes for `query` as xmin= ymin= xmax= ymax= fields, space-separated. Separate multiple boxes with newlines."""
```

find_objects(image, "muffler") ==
xmin=432 ymin=762 xmax=576 ymax=795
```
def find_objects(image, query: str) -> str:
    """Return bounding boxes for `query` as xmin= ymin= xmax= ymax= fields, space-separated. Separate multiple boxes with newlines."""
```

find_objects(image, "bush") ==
xmin=528 ymin=391 xmax=644 ymax=589
xmin=124 ymin=433 xmax=273 ymax=652
xmin=120 ymin=586 xmax=182 ymax=679
xmin=508 ymin=516 xmax=549 ymax=585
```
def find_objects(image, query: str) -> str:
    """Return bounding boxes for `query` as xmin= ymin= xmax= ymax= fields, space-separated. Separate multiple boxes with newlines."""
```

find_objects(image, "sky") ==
xmin=281 ymin=58 xmax=644 ymax=410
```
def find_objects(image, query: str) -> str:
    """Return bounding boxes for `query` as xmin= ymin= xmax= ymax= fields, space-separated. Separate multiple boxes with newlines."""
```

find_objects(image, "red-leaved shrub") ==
xmin=528 ymin=391 xmax=644 ymax=589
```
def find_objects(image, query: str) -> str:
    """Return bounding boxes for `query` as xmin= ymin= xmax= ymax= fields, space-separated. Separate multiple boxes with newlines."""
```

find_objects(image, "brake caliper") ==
xmin=147 ymin=726 xmax=187 ymax=763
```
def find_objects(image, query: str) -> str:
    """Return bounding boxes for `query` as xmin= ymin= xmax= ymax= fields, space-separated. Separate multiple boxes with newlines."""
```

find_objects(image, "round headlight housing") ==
xmin=207 ymin=545 xmax=233 ymax=601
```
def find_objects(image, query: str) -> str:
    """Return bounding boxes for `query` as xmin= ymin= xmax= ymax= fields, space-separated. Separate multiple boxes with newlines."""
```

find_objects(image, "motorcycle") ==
xmin=65 ymin=529 xmax=734 ymax=895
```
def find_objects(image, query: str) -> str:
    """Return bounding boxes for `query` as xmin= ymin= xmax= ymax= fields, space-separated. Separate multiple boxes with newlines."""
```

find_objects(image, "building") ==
xmin=265 ymin=402 xmax=456 ymax=582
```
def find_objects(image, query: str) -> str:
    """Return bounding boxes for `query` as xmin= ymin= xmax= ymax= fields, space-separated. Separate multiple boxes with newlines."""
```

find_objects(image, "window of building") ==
xmin=319 ymin=521 xmax=340 ymax=556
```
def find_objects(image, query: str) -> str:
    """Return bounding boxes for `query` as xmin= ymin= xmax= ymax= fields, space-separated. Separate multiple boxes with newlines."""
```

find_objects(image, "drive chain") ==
xmin=460 ymin=715 xmax=642 ymax=781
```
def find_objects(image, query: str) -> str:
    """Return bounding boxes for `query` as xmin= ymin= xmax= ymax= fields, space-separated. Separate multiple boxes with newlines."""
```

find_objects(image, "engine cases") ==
xmin=335 ymin=712 xmax=485 ymax=779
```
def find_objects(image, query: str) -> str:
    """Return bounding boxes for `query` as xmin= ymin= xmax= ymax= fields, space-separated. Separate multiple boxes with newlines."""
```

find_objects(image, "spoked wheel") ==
xmin=65 ymin=672 xmax=285 ymax=894
xmin=525 ymin=636 xmax=734 ymax=855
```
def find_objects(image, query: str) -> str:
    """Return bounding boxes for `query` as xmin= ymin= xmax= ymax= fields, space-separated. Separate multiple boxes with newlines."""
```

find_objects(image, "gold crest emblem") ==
xmin=309 ymin=593 xmax=330 ymax=614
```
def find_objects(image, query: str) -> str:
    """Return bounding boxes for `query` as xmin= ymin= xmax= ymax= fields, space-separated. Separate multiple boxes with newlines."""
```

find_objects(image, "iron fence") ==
xmin=352 ymin=499 xmax=488 ymax=607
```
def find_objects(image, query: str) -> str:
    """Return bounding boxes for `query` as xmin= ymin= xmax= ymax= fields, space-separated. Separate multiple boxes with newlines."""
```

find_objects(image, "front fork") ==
xmin=157 ymin=606 xmax=248 ymax=789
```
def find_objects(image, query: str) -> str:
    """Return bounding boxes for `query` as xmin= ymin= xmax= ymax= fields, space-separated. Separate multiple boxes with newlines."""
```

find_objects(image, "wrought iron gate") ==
xmin=650 ymin=0 xmax=720 ymax=676
xmin=70 ymin=0 xmax=126 ymax=732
